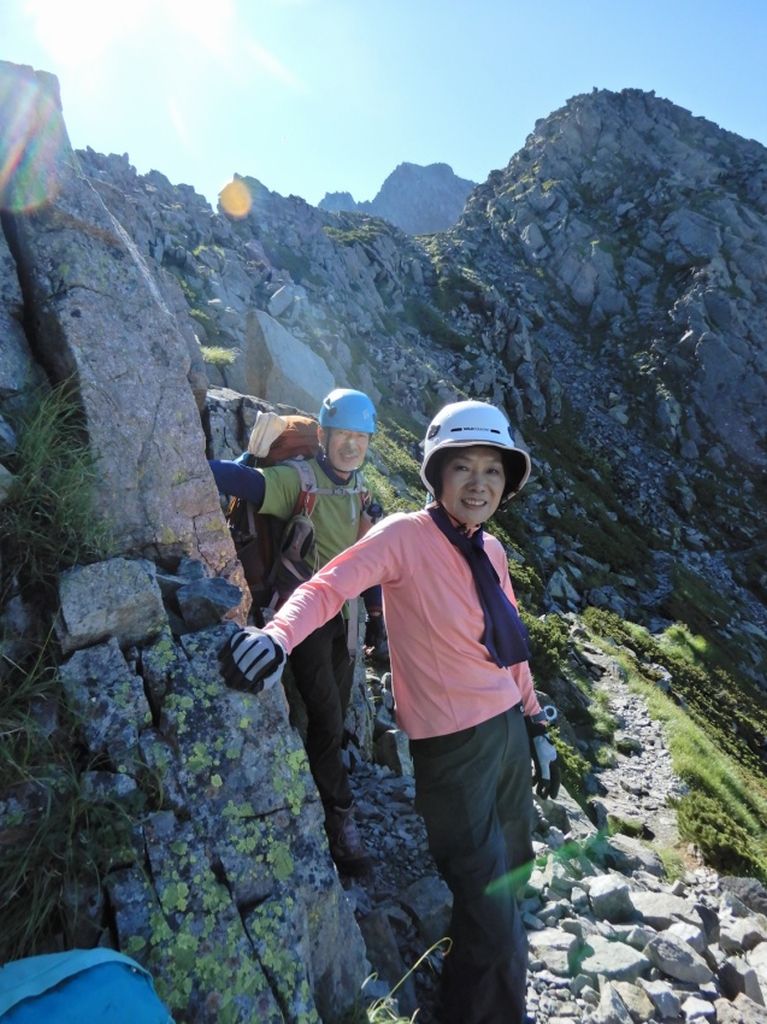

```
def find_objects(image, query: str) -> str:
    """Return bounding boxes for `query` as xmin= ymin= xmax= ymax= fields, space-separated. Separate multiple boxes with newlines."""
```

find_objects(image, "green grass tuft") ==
xmin=200 ymin=345 xmax=239 ymax=366
xmin=0 ymin=383 xmax=128 ymax=956
xmin=0 ymin=383 xmax=110 ymax=598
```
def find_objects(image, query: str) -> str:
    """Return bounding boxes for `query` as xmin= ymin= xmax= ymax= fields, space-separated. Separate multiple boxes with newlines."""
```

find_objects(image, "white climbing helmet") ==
xmin=420 ymin=400 xmax=531 ymax=503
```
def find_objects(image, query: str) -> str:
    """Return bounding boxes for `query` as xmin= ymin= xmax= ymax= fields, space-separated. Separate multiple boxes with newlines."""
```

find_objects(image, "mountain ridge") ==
xmin=319 ymin=160 xmax=476 ymax=234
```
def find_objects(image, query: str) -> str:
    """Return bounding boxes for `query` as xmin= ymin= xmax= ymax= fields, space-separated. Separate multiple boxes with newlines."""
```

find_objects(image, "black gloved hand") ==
xmin=220 ymin=628 xmax=286 ymax=694
xmin=525 ymin=717 xmax=561 ymax=800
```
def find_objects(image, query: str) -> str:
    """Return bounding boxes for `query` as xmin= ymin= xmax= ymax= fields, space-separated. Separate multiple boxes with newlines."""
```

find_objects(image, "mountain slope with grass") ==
xmin=2 ymin=60 xmax=767 ymax=1022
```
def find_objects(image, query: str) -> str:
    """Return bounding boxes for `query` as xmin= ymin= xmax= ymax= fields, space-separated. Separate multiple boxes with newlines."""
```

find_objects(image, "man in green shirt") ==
xmin=209 ymin=389 xmax=378 ymax=874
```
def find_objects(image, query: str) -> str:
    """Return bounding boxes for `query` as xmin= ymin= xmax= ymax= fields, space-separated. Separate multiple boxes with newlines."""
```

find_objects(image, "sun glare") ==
xmin=219 ymin=178 xmax=252 ymax=218
xmin=25 ymin=0 xmax=144 ymax=68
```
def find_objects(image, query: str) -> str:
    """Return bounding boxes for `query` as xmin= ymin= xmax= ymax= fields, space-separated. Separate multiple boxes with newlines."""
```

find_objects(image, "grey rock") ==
xmin=5 ymin=85 xmax=248 ymax=596
xmin=614 ymin=924 xmax=658 ymax=951
xmin=714 ymin=993 xmax=767 ymax=1024
xmin=400 ymin=875 xmax=452 ymax=948
xmin=80 ymin=770 xmax=139 ymax=806
xmin=667 ymin=919 xmax=708 ymax=954
xmin=611 ymin=980 xmax=655 ymax=1022
xmin=528 ymin=927 xmax=579 ymax=976
xmin=747 ymin=942 xmax=767 ymax=995
xmin=176 ymin=576 xmax=244 ymax=631
xmin=643 ymin=932 xmax=714 ymax=983
xmin=638 ymin=977 xmax=681 ymax=1018
xmin=267 ymin=282 xmax=304 ymax=318
xmin=137 ymin=730 xmax=188 ymax=814
xmin=146 ymin=813 xmax=288 ymax=1023
xmin=357 ymin=908 xmax=417 ymax=1016
xmin=721 ymin=877 xmax=767 ymax=917
xmin=630 ymin=890 xmax=701 ymax=929
xmin=594 ymin=981 xmax=633 ymax=1024
xmin=56 ymin=557 xmax=166 ymax=653
xmin=719 ymin=955 xmax=765 ymax=1005
xmin=681 ymin=994 xmax=716 ymax=1020
xmin=58 ymin=637 xmax=151 ymax=764
xmin=0 ymin=462 xmax=14 ymax=507
xmin=0 ymin=225 xmax=47 ymax=415
xmin=222 ymin=308 xmax=334 ymax=411
xmin=577 ymin=935 xmax=651 ymax=983
xmin=0 ymin=414 xmax=16 ymax=456
xmin=600 ymin=835 xmax=664 ymax=878
xmin=588 ymin=874 xmax=635 ymax=923
xmin=374 ymin=728 xmax=413 ymax=776
xmin=720 ymin=916 xmax=767 ymax=955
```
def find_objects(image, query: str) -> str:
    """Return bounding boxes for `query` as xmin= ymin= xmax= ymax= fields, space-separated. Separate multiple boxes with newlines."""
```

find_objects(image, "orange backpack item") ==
xmin=258 ymin=415 xmax=320 ymax=466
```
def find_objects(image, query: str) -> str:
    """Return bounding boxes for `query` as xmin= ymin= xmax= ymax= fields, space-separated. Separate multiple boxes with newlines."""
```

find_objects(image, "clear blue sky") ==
xmin=3 ymin=0 xmax=765 ymax=208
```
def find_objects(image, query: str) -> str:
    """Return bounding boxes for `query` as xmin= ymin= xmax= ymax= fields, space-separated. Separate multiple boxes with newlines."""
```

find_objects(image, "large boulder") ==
xmin=220 ymin=308 xmax=334 ymax=412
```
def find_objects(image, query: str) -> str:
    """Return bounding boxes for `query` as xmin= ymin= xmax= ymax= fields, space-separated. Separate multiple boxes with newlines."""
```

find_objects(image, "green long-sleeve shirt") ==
xmin=259 ymin=459 xmax=367 ymax=569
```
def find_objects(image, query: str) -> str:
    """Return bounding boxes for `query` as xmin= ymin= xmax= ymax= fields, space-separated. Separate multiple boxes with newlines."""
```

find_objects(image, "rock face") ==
xmin=1 ymin=63 xmax=247 ymax=607
xmin=0 ymin=60 xmax=369 ymax=1022
xmin=319 ymin=161 xmax=476 ymax=234
xmin=452 ymin=87 xmax=767 ymax=473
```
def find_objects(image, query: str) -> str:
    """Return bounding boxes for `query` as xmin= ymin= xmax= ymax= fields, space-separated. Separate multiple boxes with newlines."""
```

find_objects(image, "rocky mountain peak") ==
xmin=451 ymin=86 xmax=767 ymax=473
xmin=319 ymin=160 xmax=476 ymax=234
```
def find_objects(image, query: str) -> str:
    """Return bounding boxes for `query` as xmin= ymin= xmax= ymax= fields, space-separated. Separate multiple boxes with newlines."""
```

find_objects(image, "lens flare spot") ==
xmin=0 ymin=68 xmax=67 ymax=213
xmin=219 ymin=179 xmax=252 ymax=219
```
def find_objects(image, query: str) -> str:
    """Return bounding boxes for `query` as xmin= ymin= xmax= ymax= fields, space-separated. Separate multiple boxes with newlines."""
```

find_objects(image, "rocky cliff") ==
xmin=319 ymin=161 xmax=476 ymax=234
xmin=2 ymin=60 xmax=767 ymax=1023
xmin=0 ymin=61 xmax=368 ymax=1023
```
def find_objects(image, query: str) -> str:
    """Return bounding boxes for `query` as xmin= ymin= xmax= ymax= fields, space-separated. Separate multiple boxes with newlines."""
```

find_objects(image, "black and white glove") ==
xmin=220 ymin=628 xmax=286 ymax=695
xmin=525 ymin=714 xmax=561 ymax=800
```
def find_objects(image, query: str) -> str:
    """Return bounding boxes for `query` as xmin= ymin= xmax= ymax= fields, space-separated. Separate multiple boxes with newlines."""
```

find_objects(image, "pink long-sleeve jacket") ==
xmin=264 ymin=509 xmax=542 ymax=739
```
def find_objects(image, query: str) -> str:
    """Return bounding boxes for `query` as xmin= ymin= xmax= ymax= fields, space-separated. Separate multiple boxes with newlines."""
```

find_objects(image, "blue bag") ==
xmin=0 ymin=948 xmax=173 ymax=1022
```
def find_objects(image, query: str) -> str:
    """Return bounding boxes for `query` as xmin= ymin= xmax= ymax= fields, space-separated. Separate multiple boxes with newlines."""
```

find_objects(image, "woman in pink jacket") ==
xmin=222 ymin=400 xmax=557 ymax=1024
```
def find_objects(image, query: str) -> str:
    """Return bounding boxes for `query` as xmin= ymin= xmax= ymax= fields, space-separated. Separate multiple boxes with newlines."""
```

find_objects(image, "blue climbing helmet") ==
xmin=319 ymin=388 xmax=377 ymax=434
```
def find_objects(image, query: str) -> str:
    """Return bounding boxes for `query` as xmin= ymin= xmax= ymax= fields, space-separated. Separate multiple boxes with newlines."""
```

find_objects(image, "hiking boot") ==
xmin=325 ymin=803 xmax=372 ymax=876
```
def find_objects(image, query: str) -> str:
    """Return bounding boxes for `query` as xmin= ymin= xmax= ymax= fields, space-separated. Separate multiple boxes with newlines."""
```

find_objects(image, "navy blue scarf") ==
xmin=428 ymin=504 xmax=530 ymax=668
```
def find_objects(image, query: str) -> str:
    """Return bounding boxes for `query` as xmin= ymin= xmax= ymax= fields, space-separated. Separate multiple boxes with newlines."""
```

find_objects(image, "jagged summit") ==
xmin=319 ymin=160 xmax=476 ymax=234
xmin=448 ymin=85 xmax=767 ymax=471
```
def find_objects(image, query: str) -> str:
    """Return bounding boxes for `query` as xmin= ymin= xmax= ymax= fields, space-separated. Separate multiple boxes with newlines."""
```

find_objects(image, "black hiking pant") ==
xmin=410 ymin=704 xmax=533 ymax=1024
xmin=288 ymin=613 xmax=355 ymax=811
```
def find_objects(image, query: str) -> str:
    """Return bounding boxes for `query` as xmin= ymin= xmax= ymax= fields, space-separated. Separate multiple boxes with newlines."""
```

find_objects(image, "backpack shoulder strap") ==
xmin=284 ymin=459 xmax=319 ymax=517
xmin=284 ymin=459 xmax=368 ymax=518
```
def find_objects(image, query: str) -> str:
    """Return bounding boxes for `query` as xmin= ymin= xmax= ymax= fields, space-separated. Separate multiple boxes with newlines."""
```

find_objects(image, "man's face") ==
xmin=438 ymin=446 xmax=505 ymax=527
xmin=321 ymin=427 xmax=371 ymax=476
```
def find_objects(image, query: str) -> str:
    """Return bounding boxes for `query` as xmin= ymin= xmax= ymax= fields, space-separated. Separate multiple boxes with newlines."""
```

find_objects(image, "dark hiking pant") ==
xmin=410 ymin=704 xmax=533 ymax=1024
xmin=288 ymin=613 xmax=355 ymax=811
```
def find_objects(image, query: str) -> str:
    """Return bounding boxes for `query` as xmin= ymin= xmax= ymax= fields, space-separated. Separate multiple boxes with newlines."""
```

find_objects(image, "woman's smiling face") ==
xmin=438 ymin=445 xmax=505 ymax=527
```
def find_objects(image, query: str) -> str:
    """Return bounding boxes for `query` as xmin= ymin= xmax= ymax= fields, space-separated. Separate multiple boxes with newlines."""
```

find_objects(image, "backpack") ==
xmin=0 ymin=948 xmax=172 ymax=1023
xmin=225 ymin=413 xmax=370 ymax=624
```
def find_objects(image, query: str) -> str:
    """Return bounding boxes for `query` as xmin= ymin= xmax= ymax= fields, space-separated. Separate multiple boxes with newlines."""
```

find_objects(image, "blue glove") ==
xmin=220 ymin=628 xmax=286 ymax=694
xmin=525 ymin=715 xmax=561 ymax=799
